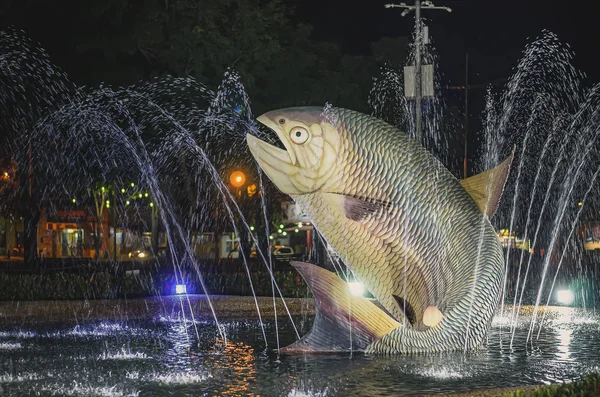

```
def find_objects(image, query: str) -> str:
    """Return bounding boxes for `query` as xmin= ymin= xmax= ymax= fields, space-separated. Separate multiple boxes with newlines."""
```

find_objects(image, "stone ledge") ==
xmin=0 ymin=295 xmax=316 ymax=325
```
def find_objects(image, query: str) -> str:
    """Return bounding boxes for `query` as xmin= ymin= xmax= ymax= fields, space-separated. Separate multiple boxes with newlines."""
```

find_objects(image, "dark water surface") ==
xmin=1 ymin=305 xmax=599 ymax=396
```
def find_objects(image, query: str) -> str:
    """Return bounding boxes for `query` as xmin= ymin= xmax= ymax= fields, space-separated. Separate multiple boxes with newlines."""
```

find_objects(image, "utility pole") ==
xmin=464 ymin=52 xmax=468 ymax=179
xmin=415 ymin=2 xmax=422 ymax=139
xmin=384 ymin=1 xmax=452 ymax=141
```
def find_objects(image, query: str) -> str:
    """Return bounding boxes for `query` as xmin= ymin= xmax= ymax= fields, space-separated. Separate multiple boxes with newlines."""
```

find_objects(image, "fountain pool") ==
xmin=0 ymin=302 xmax=599 ymax=396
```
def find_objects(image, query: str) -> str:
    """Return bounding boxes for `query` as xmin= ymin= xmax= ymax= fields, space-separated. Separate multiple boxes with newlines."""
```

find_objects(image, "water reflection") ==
xmin=556 ymin=328 xmax=573 ymax=361
xmin=206 ymin=340 xmax=257 ymax=395
xmin=0 ymin=308 xmax=598 ymax=396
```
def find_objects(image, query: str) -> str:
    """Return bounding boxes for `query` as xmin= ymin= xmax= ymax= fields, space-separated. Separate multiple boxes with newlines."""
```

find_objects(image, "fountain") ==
xmin=1 ymin=26 xmax=600 ymax=396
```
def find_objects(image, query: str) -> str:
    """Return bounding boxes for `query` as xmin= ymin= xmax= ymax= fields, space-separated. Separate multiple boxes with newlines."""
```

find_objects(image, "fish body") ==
xmin=247 ymin=107 xmax=508 ymax=353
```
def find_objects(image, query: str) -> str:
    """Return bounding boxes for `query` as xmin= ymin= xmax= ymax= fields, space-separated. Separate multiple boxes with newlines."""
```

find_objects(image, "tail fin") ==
xmin=280 ymin=262 xmax=400 ymax=353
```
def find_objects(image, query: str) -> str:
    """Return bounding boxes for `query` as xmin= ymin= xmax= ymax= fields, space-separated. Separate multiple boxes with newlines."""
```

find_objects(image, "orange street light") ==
xmin=230 ymin=171 xmax=246 ymax=188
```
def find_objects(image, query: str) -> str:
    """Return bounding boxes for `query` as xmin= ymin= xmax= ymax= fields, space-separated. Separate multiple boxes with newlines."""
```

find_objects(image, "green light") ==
xmin=126 ymin=200 xmax=130 ymax=205
xmin=72 ymin=198 xmax=76 ymax=203
xmin=130 ymin=182 xmax=135 ymax=187
xmin=101 ymin=186 xmax=105 ymax=192
xmin=144 ymin=192 xmax=149 ymax=197
xmin=106 ymin=203 xmax=110 ymax=208
xmin=298 ymin=222 xmax=302 ymax=228
xmin=106 ymin=200 xmax=110 ymax=205
xmin=282 ymin=231 xmax=287 ymax=236
xmin=279 ymin=224 xmax=284 ymax=229
xmin=269 ymin=236 xmax=273 ymax=240
xmin=250 ymin=226 xmax=255 ymax=231
xmin=150 ymin=202 xmax=154 ymax=207
xmin=278 ymin=229 xmax=282 ymax=233
xmin=121 ymin=188 xmax=125 ymax=193
xmin=295 ymin=228 xmax=299 ymax=233
xmin=138 ymin=193 xmax=142 ymax=198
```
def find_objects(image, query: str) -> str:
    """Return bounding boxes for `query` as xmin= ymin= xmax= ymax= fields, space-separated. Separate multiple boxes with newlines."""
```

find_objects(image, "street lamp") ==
xmin=229 ymin=171 xmax=246 ymax=188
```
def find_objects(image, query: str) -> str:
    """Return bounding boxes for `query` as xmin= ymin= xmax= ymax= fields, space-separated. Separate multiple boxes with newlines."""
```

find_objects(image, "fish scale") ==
xmin=293 ymin=108 xmax=504 ymax=353
xmin=249 ymin=107 xmax=506 ymax=353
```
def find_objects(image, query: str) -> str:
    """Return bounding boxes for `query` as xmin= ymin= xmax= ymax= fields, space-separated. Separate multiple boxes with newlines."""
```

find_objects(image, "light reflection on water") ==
xmin=0 ymin=307 xmax=599 ymax=396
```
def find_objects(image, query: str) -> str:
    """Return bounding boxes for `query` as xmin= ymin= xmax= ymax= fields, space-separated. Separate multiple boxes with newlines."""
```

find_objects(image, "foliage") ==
xmin=506 ymin=373 xmax=600 ymax=397
xmin=0 ymin=0 xmax=409 ymax=113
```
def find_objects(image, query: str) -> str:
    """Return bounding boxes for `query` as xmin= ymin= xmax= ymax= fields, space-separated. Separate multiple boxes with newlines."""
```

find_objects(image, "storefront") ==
xmin=38 ymin=207 xmax=118 ymax=259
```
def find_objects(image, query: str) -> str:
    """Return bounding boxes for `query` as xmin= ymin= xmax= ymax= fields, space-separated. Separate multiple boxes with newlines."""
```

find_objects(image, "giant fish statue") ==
xmin=247 ymin=107 xmax=512 ymax=354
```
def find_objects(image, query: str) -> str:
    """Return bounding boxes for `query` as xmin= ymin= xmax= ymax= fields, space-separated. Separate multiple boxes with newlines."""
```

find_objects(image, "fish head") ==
xmin=247 ymin=107 xmax=341 ymax=195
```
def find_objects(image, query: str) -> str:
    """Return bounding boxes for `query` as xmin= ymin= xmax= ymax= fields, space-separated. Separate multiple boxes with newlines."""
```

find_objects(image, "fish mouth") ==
xmin=246 ymin=115 xmax=302 ymax=194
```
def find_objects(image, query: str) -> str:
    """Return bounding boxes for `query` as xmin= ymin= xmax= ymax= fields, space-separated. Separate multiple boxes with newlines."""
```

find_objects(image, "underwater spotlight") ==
xmin=348 ymin=282 xmax=365 ymax=297
xmin=557 ymin=289 xmax=574 ymax=305
xmin=175 ymin=284 xmax=187 ymax=294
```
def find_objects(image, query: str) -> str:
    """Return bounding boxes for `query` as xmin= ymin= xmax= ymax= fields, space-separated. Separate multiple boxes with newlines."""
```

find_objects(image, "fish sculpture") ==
xmin=247 ymin=107 xmax=512 ymax=354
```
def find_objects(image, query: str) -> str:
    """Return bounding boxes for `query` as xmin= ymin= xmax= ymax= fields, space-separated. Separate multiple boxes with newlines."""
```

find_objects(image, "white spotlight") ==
xmin=556 ymin=289 xmax=574 ymax=305
xmin=348 ymin=282 xmax=365 ymax=297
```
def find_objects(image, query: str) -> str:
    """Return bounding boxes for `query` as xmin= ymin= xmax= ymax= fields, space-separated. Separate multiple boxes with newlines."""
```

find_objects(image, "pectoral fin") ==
xmin=460 ymin=149 xmax=514 ymax=217
xmin=280 ymin=262 xmax=400 ymax=353
xmin=340 ymin=195 xmax=393 ymax=222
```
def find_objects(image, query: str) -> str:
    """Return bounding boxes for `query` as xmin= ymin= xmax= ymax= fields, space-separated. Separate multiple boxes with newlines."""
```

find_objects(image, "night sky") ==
xmin=2 ymin=0 xmax=595 ymax=86
xmin=296 ymin=0 xmax=597 ymax=85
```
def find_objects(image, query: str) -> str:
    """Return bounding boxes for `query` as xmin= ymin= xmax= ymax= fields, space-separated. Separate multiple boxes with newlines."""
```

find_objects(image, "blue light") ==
xmin=234 ymin=104 xmax=243 ymax=114
xmin=175 ymin=284 xmax=187 ymax=294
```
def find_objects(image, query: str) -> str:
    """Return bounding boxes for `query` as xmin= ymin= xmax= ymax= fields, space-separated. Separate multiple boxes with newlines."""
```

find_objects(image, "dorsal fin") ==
xmin=280 ymin=262 xmax=400 ymax=353
xmin=460 ymin=149 xmax=514 ymax=217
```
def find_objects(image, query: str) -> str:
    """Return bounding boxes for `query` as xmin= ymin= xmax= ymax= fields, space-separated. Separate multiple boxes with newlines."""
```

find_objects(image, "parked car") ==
xmin=234 ymin=246 xmax=295 ymax=261
xmin=128 ymin=249 xmax=150 ymax=259
xmin=272 ymin=245 xmax=294 ymax=260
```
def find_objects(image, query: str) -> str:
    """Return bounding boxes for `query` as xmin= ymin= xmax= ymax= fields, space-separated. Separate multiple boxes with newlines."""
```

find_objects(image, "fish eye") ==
xmin=289 ymin=126 xmax=309 ymax=144
xmin=278 ymin=118 xmax=286 ymax=124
